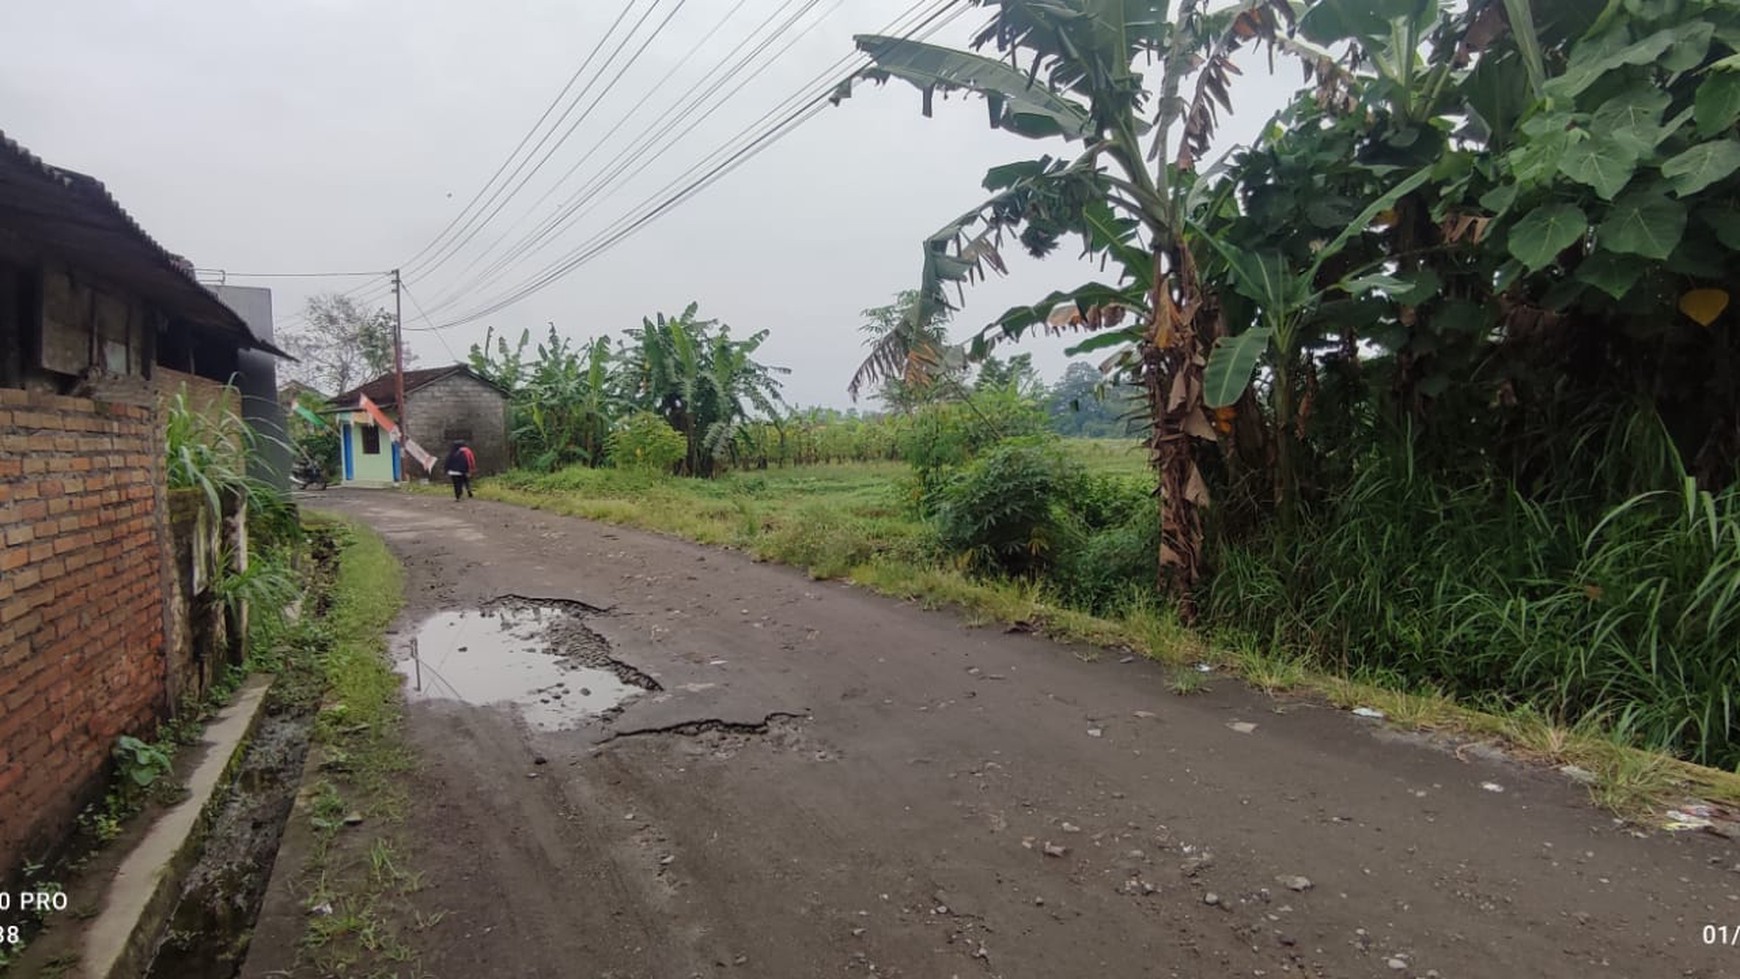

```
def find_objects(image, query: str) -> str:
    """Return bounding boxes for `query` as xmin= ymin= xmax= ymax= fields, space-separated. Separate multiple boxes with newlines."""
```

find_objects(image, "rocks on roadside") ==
xmin=1277 ymin=875 xmax=1313 ymax=892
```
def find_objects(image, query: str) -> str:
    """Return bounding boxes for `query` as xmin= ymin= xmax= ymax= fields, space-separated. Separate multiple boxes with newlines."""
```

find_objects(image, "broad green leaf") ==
xmin=1299 ymin=0 xmax=1394 ymax=45
xmin=1226 ymin=250 xmax=1308 ymax=313
xmin=1204 ymin=328 xmax=1274 ymax=409
xmin=1598 ymin=190 xmax=1687 ymax=259
xmin=1575 ymin=251 xmax=1644 ymax=299
xmin=1507 ymin=203 xmax=1589 ymax=270
xmin=1558 ymin=134 xmax=1640 ymax=199
xmin=1548 ymin=26 xmax=1690 ymax=98
xmin=1662 ymin=21 xmax=1715 ymax=73
xmin=1395 ymin=268 xmax=1443 ymax=306
xmin=1661 ymin=140 xmax=1740 ymax=196
xmin=1695 ymin=72 xmax=1740 ymax=137
xmin=1590 ymin=87 xmax=1670 ymax=147
xmin=1309 ymin=167 xmax=1437 ymax=280
xmin=1698 ymin=207 xmax=1740 ymax=249
xmin=1479 ymin=184 xmax=1519 ymax=215
xmin=1064 ymin=326 xmax=1144 ymax=357
xmin=982 ymin=158 xmax=1053 ymax=191
xmin=991 ymin=282 xmax=1146 ymax=341
xmin=853 ymin=35 xmax=1093 ymax=140
xmin=1465 ymin=50 xmax=1533 ymax=144
xmin=1339 ymin=274 xmax=1412 ymax=295
xmin=1508 ymin=127 xmax=1579 ymax=188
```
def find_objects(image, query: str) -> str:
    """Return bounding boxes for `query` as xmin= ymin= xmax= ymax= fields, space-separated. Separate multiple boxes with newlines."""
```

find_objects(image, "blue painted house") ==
xmin=329 ymin=365 xmax=509 ymax=485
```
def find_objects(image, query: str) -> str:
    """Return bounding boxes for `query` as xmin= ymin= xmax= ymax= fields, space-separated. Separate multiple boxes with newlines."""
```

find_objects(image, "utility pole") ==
xmin=392 ymin=268 xmax=407 ymax=444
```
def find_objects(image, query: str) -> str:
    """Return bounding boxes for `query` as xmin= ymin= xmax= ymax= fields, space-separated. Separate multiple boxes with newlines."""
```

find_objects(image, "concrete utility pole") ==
xmin=392 ymin=268 xmax=406 ymax=441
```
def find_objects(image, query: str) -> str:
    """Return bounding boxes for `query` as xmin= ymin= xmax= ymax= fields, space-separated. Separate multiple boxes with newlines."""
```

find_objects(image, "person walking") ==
xmin=444 ymin=440 xmax=474 ymax=501
xmin=459 ymin=440 xmax=477 ymax=495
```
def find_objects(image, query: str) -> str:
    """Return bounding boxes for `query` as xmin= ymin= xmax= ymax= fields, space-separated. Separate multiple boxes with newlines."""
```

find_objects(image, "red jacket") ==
xmin=460 ymin=446 xmax=476 ymax=472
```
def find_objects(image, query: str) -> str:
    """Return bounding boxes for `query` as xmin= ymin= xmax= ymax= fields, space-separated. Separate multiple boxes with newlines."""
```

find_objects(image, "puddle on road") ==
xmin=398 ymin=604 xmax=649 ymax=730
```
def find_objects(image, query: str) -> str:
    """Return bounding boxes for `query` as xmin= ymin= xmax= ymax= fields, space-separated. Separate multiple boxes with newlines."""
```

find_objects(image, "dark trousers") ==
xmin=450 ymin=474 xmax=471 ymax=499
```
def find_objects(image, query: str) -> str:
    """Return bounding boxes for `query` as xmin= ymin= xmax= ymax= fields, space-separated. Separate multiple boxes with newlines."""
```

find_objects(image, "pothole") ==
xmin=397 ymin=599 xmax=659 ymax=730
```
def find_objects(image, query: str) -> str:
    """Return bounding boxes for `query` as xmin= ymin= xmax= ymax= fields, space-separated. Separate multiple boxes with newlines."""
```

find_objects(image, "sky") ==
xmin=2 ymin=0 xmax=1302 ymax=409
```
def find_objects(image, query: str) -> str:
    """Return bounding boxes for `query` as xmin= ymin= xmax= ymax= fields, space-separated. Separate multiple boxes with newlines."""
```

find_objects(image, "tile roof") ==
xmin=330 ymin=364 xmax=507 ymax=409
xmin=0 ymin=130 xmax=288 ymax=358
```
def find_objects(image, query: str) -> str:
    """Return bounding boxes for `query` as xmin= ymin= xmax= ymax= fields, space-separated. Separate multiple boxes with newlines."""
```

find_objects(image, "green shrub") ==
xmin=1063 ymin=471 xmax=1152 ymax=532
xmin=1055 ymin=506 xmax=1160 ymax=614
xmin=608 ymin=412 xmax=687 ymax=473
xmin=930 ymin=437 xmax=1079 ymax=577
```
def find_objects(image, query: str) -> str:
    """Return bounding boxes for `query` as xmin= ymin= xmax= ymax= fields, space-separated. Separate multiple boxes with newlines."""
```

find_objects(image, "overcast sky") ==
xmin=3 ymin=0 xmax=1300 ymax=409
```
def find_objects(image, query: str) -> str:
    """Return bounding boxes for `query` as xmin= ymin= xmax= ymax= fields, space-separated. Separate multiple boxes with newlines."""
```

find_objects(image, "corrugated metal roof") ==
xmin=0 ymin=129 xmax=288 ymax=358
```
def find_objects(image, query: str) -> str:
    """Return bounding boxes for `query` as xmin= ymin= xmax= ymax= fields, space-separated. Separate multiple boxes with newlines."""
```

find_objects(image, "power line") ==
xmin=400 ymin=281 xmax=464 ymax=365
xmin=413 ymin=0 xmax=802 ymax=313
xmin=195 ymin=269 xmax=389 ymax=278
xmin=271 ymin=274 xmax=396 ymax=334
xmin=418 ymin=0 xmax=958 ymax=326
xmin=396 ymin=0 xmax=645 ymax=273
xmin=421 ymin=0 xmax=965 ymax=331
xmin=407 ymin=0 xmax=692 ymax=281
xmin=418 ymin=0 xmax=852 ymax=317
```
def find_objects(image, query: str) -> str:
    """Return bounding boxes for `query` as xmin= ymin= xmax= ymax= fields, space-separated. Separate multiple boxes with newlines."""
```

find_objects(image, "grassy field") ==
xmin=458 ymin=443 xmax=1740 ymax=818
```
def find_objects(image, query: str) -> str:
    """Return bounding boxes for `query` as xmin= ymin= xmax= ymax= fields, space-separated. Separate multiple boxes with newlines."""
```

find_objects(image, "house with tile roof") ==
xmin=328 ymin=364 xmax=510 ymax=484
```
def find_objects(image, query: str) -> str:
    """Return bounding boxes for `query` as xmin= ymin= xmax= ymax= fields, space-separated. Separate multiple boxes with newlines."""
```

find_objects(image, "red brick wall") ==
xmin=0 ymin=388 xmax=169 ymax=875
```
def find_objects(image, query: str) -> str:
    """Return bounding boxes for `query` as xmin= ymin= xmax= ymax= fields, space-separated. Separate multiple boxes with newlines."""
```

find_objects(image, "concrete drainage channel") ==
xmin=94 ymin=596 xmax=692 ymax=979
xmin=141 ymin=693 xmax=317 ymax=979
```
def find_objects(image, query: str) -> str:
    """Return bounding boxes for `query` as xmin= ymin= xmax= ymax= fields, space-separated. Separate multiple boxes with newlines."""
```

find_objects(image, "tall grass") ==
xmin=1209 ymin=437 xmax=1740 ymax=767
xmin=164 ymin=385 xmax=255 ymax=515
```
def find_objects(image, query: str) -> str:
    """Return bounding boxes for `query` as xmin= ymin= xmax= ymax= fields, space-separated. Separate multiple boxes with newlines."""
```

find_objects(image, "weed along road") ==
xmin=312 ymin=489 xmax=1735 ymax=979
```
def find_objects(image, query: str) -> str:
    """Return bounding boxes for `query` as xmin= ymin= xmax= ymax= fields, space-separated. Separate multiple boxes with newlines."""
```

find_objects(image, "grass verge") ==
xmin=432 ymin=462 xmax=1740 ymax=821
xmin=292 ymin=515 xmax=426 ymax=978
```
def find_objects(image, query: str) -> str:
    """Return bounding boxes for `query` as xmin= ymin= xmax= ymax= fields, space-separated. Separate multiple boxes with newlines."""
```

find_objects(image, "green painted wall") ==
xmin=338 ymin=412 xmax=397 ymax=485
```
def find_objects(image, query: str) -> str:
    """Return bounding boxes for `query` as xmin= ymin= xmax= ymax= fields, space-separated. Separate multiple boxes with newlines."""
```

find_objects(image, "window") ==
xmin=361 ymin=424 xmax=381 ymax=455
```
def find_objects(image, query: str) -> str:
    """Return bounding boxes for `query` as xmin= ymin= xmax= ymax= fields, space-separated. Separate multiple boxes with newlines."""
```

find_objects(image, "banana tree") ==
xmin=1194 ymin=166 xmax=1434 ymax=517
xmin=836 ymin=0 xmax=1298 ymax=617
xmin=621 ymin=303 xmax=789 ymax=476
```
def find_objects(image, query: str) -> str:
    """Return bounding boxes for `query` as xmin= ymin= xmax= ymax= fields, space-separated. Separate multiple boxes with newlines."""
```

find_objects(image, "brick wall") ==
xmin=407 ymin=373 xmax=510 ymax=474
xmin=0 ymin=388 xmax=168 ymax=876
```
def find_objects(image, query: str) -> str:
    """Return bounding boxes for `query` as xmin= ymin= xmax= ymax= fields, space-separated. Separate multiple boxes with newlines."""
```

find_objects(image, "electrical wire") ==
xmin=415 ymin=0 xmax=828 ymax=315
xmin=268 ymin=272 xmax=395 ymax=334
xmin=397 ymin=0 xmax=645 ymax=273
xmin=407 ymin=0 xmax=693 ymax=281
xmin=195 ymin=269 xmax=388 ymax=278
xmin=414 ymin=0 xmax=958 ymax=326
xmin=417 ymin=0 xmax=966 ymax=331
xmin=400 ymin=281 xmax=464 ymax=365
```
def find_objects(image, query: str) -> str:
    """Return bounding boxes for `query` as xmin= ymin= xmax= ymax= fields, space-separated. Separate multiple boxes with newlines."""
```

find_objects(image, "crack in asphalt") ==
xmin=486 ymin=593 xmax=613 ymax=615
xmin=604 ymin=711 xmax=810 ymax=742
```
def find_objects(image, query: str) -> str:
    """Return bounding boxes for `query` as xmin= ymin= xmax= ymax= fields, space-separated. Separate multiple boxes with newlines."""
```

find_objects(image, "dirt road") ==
xmin=301 ymin=489 xmax=1735 ymax=978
